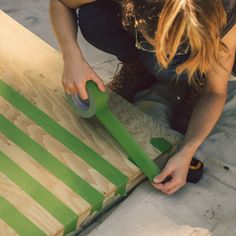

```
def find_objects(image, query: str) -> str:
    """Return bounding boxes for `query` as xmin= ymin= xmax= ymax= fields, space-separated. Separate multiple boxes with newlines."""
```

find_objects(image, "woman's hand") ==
xmin=152 ymin=150 xmax=193 ymax=195
xmin=50 ymin=0 xmax=105 ymax=99
xmin=62 ymin=55 xmax=106 ymax=100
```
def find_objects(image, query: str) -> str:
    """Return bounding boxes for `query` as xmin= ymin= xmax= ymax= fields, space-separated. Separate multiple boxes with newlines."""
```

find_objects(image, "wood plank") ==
xmin=0 ymin=173 xmax=63 ymax=236
xmin=0 ymin=10 xmax=180 ymax=167
xmin=0 ymin=132 xmax=91 ymax=216
xmin=0 ymin=71 xmax=139 ymax=179
xmin=0 ymin=10 xmax=181 ymax=235
xmin=0 ymin=220 xmax=19 ymax=236
xmin=0 ymin=97 xmax=115 ymax=200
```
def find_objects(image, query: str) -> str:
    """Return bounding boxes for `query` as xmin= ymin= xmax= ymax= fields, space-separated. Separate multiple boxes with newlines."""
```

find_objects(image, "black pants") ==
xmin=78 ymin=1 xmax=139 ymax=62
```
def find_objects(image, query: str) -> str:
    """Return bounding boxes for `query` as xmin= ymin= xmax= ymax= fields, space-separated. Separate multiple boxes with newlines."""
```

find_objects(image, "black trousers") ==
xmin=78 ymin=1 xmax=139 ymax=62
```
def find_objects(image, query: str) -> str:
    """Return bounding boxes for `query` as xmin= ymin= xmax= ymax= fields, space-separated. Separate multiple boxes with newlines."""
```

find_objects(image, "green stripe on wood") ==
xmin=0 ymin=115 xmax=104 ymax=211
xmin=0 ymin=151 xmax=77 ymax=234
xmin=0 ymin=197 xmax=46 ymax=236
xmin=97 ymin=108 xmax=160 ymax=181
xmin=0 ymin=80 xmax=128 ymax=195
xmin=150 ymin=138 xmax=172 ymax=153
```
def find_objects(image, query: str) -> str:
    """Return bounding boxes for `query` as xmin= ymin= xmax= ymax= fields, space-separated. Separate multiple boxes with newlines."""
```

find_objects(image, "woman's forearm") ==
xmin=49 ymin=0 xmax=105 ymax=98
xmin=49 ymin=0 xmax=84 ymax=61
xmin=180 ymin=91 xmax=227 ymax=157
xmin=181 ymin=23 xmax=236 ymax=157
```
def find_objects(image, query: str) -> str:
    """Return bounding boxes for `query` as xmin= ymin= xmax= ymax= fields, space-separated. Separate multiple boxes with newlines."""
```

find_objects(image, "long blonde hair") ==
xmin=121 ymin=0 xmax=228 ymax=84
xmin=156 ymin=0 xmax=227 ymax=83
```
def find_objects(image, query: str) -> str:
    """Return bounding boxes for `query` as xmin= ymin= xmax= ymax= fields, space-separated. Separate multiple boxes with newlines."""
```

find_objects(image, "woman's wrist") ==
xmin=178 ymin=142 xmax=199 ymax=160
xmin=62 ymin=44 xmax=84 ymax=62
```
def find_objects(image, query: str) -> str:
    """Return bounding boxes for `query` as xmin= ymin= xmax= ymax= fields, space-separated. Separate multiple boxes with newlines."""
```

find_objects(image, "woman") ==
xmin=50 ymin=0 xmax=236 ymax=195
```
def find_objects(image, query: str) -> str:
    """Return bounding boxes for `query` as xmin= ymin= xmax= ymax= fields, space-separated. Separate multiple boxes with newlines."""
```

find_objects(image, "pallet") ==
xmin=0 ymin=11 xmax=180 ymax=236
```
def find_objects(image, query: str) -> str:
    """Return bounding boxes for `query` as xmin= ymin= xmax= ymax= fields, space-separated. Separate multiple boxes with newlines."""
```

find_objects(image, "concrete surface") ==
xmin=88 ymin=169 xmax=236 ymax=236
xmin=1 ymin=1 xmax=236 ymax=236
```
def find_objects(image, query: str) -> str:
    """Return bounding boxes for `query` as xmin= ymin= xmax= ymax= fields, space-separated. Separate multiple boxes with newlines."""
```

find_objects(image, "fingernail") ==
xmin=153 ymin=177 xmax=159 ymax=183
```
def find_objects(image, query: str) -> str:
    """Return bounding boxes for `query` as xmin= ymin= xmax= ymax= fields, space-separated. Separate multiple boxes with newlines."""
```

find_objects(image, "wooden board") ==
xmin=0 ymin=11 xmax=181 ymax=236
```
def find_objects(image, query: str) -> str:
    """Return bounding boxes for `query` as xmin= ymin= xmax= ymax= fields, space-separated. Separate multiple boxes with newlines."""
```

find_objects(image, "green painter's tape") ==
xmin=97 ymin=109 xmax=160 ymax=180
xmin=0 ymin=115 xmax=103 ymax=212
xmin=0 ymin=80 xmax=128 ymax=195
xmin=0 ymin=150 xmax=77 ymax=234
xmin=0 ymin=197 xmax=46 ymax=236
xmin=150 ymin=138 xmax=172 ymax=153
xmin=67 ymin=82 xmax=162 ymax=181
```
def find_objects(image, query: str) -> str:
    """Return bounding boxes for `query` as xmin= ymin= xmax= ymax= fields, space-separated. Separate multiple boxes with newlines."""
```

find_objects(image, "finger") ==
xmin=152 ymin=177 xmax=180 ymax=193
xmin=63 ymin=86 xmax=71 ymax=94
xmin=152 ymin=182 xmax=175 ymax=195
xmin=65 ymin=83 xmax=78 ymax=95
xmin=75 ymin=82 xmax=88 ymax=100
xmin=62 ymin=80 xmax=70 ymax=94
xmin=162 ymin=178 xmax=180 ymax=191
xmin=166 ymin=185 xmax=182 ymax=195
xmin=153 ymin=183 xmax=173 ymax=195
xmin=162 ymin=178 xmax=185 ymax=195
xmin=153 ymin=167 xmax=173 ymax=184
xmin=152 ymin=182 xmax=165 ymax=191
xmin=91 ymin=74 xmax=106 ymax=92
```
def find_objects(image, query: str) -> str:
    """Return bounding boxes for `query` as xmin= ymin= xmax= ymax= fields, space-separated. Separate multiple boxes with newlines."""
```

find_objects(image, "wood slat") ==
xmin=0 ymin=97 xmax=115 ymax=200
xmin=0 ymin=173 xmax=63 ymax=236
xmin=0 ymin=10 xmax=181 ymax=235
xmin=0 ymin=220 xmax=19 ymax=236
xmin=0 ymin=132 xmax=91 ymax=216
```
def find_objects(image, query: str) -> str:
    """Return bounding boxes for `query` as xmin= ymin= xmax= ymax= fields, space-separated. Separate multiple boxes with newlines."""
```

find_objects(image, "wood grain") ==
xmin=0 ymin=172 xmax=63 ymax=236
xmin=0 ymin=132 xmax=91 ymax=216
xmin=0 ymin=220 xmax=19 ymax=236
xmin=0 ymin=97 xmax=115 ymax=200
xmin=0 ymin=10 xmax=181 ymax=235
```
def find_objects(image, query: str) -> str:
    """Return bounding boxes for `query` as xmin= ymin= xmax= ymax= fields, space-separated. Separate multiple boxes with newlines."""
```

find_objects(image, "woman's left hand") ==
xmin=152 ymin=150 xmax=193 ymax=195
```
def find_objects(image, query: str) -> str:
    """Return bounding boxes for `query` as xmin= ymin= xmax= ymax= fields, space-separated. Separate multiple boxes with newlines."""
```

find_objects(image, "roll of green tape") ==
xmin=66 ymin=81 xmax=160 ymax=181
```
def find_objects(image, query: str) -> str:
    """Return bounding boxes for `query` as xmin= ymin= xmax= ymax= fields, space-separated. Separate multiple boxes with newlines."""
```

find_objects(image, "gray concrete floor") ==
xmin=0 ymin=0 xmax=57 ymax=48
xmin=1 ymin=1 xmax=236 ymax=236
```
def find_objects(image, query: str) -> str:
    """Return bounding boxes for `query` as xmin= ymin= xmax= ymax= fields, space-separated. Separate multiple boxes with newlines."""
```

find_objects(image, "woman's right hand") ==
xmin=62 ymin=56 xmax=106 ymax=100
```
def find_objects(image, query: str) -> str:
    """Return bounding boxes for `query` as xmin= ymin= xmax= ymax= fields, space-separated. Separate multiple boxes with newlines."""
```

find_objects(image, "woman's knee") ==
xmin=77 ymin=2 xmax=120 ymax=44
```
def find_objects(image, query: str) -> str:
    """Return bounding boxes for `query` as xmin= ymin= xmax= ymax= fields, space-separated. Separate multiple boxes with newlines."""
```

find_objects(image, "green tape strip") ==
xmin=150 ymin=138 xmax=172 ymax=153
xmin=0 ymin=197 xmax=46 ymax=236
xmin=0 ymin=80 xmax=128 ymax=195
xmin=97 ymin=109 xmax=160 ymax=180
xmin=0 ymin=115 xmax=103 ymax=212
xmin=67 ymin=82 xmax=163 ymax=181
xmin=0 ymin=150 xmax=77 ymax=234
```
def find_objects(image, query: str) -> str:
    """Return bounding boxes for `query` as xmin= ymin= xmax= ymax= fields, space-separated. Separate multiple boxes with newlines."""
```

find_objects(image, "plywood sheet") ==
xmin=0 ymin=11 xmax=181 ymax=235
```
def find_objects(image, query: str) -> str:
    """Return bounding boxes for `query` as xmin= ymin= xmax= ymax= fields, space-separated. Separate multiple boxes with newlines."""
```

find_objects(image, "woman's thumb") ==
xmin=153 ymin=167 xmax=172 ymax=184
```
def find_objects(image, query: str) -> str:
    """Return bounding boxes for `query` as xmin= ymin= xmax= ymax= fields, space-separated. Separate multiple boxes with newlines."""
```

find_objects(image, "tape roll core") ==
xmin=67 ymin=81 xmax=108 ymax=118
xmin=71 ymin=95 xmax=90 ymax=111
